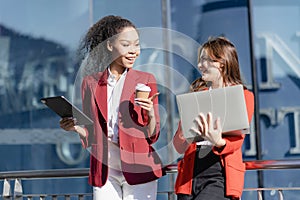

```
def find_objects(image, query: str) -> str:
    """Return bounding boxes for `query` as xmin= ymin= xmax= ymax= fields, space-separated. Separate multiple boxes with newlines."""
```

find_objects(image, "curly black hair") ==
xmin=78 ymin=15 xmax=137 ymax=75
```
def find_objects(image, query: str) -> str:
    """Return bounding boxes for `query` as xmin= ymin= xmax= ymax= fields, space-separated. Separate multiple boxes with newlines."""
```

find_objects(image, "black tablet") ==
xmin=40 ymin=96 xmax=93 ymax=125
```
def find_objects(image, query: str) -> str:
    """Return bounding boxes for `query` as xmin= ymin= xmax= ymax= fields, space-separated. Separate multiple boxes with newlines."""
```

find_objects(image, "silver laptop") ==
xmin=176 ymin=84 xmax=249 ymax=141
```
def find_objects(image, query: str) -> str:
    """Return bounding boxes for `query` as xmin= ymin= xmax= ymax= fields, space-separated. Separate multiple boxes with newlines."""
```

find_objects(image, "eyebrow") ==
xmin=200 ymin=57 xmax=215 ymax=62
xmin=119 ymin=39 xmax=139 ymax=42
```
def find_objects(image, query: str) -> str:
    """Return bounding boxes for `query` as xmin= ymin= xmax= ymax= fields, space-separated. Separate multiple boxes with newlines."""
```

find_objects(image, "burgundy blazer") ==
xmin=80 ymin=68 xmax=164 ymax=187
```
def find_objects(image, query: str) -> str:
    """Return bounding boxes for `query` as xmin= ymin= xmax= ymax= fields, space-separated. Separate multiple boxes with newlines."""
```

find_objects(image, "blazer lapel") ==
xmin=121 ymin=69 xmax=138 ymax=101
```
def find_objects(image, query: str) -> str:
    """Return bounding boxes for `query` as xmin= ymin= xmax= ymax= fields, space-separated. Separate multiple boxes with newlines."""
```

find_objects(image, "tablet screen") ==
xmin=40 ymin=96 xmax=93 ymax=125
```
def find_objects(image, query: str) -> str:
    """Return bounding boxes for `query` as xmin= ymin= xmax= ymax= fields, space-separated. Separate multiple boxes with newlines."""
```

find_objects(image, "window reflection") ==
xmin=0 ymin=24 xmax=74 ymax=117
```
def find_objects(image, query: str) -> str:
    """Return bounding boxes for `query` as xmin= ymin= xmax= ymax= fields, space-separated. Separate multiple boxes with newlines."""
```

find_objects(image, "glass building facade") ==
xmin=0 ymin=0 xmax=299 ymax=199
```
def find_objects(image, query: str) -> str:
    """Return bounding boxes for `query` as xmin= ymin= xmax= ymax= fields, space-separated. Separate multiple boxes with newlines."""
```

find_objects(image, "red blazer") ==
xmin=173 ymin=89 xmax=254 ymax=198
xmin=80 ymin=68 xmax=164 ymax=187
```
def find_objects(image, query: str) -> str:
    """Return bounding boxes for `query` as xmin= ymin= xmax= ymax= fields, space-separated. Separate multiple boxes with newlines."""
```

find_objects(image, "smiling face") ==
xmin=196 ymin=37 xmax=243 ymax=88
xmin=197 ymin=48 xmax=224 ymax=88
xmin=107 ymin=26 xmax=140 ymax=72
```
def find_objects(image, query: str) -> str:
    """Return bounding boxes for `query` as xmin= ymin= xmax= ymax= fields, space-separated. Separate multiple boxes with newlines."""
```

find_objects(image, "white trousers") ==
xmin=93 ymin=141 xmax=157 ymax=200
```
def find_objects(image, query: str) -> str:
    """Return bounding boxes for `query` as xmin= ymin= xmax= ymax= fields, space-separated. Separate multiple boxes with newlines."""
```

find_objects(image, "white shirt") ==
xmin=107 ymin=67 xmax=127 ymax=144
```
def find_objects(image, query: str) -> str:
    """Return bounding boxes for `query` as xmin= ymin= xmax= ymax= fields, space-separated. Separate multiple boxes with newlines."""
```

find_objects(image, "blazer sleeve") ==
xmin=80 ymin=76 xmax=94 ymax=148
xmin=143 ymin=73 xmax=161 ymax=144
xmin=173 ymin=121 xmax=190 ymax=154
xmin=213 ymin=89 xmax=255 ymax=155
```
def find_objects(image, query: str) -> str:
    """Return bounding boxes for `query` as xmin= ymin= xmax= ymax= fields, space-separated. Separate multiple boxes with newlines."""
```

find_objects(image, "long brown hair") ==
xmin=190 ymin=77 xmax=207 ymax=92
xmin=193 ymin=36 xmax=243 ymax=91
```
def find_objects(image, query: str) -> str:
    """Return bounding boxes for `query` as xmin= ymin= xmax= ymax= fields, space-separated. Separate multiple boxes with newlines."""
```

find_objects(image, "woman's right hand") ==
xmin=59 ymin=117 xmax=77 ymax=132
xmin=191 ymin=112 xmax=226 ymax=148
xmin=59 ymin=118 xmax=87 ymax=138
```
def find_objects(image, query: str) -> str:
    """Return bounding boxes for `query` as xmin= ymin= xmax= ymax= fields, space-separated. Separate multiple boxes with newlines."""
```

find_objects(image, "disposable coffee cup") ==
xmin=135 ymin=83 xmax=151 ymax=99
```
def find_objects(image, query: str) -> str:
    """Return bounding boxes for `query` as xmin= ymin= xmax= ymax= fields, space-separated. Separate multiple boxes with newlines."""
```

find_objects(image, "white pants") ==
xmin=93 ymin=141 xmax=157 ymax=200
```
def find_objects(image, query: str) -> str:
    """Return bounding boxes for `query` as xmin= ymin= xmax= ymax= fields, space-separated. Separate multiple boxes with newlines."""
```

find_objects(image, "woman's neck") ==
xmin=211 ymin=79 xmax=224 ymax=89
xmin=109 ymin=65 xmax=126 ymax=80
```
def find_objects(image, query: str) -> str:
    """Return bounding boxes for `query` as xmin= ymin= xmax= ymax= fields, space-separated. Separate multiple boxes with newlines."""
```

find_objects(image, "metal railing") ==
xmin=1 ymin=159 xmax=300 ymax=200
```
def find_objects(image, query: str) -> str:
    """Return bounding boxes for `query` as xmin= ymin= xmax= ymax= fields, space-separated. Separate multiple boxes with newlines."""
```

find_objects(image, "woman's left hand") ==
xmin=135 ymin=92 xmax=159 ymax=118
xmin=191 ymin=112 xmax=226 ymax=147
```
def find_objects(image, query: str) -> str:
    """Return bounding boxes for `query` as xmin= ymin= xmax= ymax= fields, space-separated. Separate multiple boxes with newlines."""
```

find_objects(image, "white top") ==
xmin=107 ymin=67 xmax=127 ymax=144
xmin=196 ymin=140 xmax=212 ymax=146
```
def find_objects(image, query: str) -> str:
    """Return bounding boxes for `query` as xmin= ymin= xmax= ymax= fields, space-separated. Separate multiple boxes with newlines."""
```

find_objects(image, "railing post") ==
xmin=14 ymin=178 xmax=23 ymax=199
xmin=278 ymin=189 xmax=284 ymax=200
xmin=78 ymin=194 xmax=84 ymax=200
xmin=3 ymin=178 xmax=11 ymax=199
xmin=40 ymin=195 xmax=46 ymax=200
xmin=257 ymin=190 xmax=263 ymax=200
